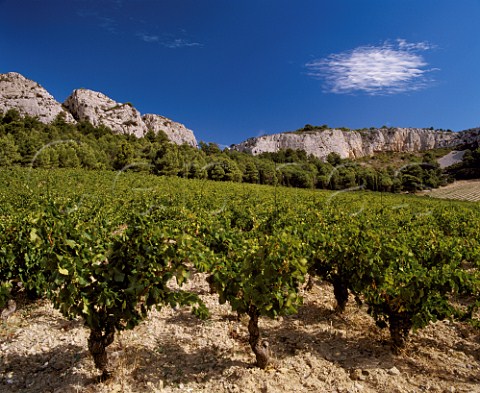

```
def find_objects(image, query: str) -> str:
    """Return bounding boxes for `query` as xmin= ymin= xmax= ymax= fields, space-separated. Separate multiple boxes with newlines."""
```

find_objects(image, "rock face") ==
xmin=63 ymin=89 xmax=198 ymax=145
xmin=142 ymin=114 xmax=197 ymax=147
xmin=458 ymin=128 xmax=480 ymax=147
xmin=0 ymin=72 xmax=75 ymax=123
xmin=2 ymin=72 xmax=479 ymax=155
xmin=0 ymin=72 xmax=197 ymax=146
xmin=64 ymin=89 xmax=148 ymax=138
xmin=232 ymin=128 xmax=465 ymax=161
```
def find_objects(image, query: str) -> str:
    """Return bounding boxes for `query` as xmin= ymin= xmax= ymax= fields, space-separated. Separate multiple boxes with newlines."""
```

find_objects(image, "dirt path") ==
xmin=1 ymin=276 xmax=480 ymax=392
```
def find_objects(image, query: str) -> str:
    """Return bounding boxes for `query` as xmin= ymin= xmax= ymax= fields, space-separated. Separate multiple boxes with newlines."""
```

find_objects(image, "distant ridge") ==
xmin=231 ymin=126 xmax=480 ymax=161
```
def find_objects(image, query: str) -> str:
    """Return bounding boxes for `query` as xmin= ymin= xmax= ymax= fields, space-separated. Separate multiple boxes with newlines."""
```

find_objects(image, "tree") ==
xmin=1 ymin=109 xmax=21 ymax=124
xmin=256 ymin=160 xmax=276 ymax=185
xmin=199 ymin=141 xmax=221 ymax=156
xmin=188 ymin=160 xmax=207 ymax=179
xmin=336 ymin=166 xmax=357 ymax=189
xmin=207 ymin=162 xmax=226 ymax=181
xmin=379 ymin=173 xmax=394 ymax=192
xmin=326 ymin=152 xmax=342 ymax=166
xmin=144 ymin=129 xmax=157 ymax=143
xmin=278 ymin=165 xmax=314 ymax=188
xmin=221 ymin=158 xmax=242 ymax=182
xmin=113 ymin=142 xmax=135 ymax=170
xmin=399 ymin=165 xmax=424 ymax=192
xmin=33 ymin=146 xmax=56 ymax=168
xmin=156 ymin=130 xmax=170 ymax=144
xmin=77 ymin=144 xmax=100 ymax=169
xmin=152 ymin=143 xmax=180 ymax=176
xmin=206 ymin=158 xmax=242 ymax=182
xmin=0 ymin=134 xmax=21 ymax=166
xmin=243 ymin=161 xmax=259 ymax=183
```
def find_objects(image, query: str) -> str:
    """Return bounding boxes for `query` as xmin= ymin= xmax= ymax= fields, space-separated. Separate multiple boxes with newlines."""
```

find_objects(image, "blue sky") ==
xmin=1 ymin=0 xmax=480 ymax=146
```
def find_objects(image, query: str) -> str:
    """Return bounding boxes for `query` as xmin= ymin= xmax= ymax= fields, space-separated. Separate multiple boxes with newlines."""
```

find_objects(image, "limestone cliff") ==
xmin=0 ymin=72 xmax=198 ymax=146
xmin=232 ymin=128 xmax=465 ymax=161
xmin=0 ymin=72 xmax=75 ymax=123
xmin=1 ymin=72 xmax=478 ymax=154
xmin=63 ymin=89 xmax=148 ymax=138
xmin=458 ymin=128 xmax=480 ymax=147
xmin=142 ymin=114 xmax=197 ymax=147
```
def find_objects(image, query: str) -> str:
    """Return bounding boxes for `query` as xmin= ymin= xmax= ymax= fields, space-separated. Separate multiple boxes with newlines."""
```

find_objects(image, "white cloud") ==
xmin=98 ymin=17 xmax=117 ymax=34
xmin=161 ymin=38 xmax=203 ymax=49
xmin=77 ymin=11 xmax=118 ymax=34
xmin=136 ymin=30 xmax=203 ymax=48
xmin=138 ymin=34 xmax=159 ymax=43
xmin=396 ymin=39 xmax=434 ymax=51
xmin=306 ymin=40 xmax=437 ymax=95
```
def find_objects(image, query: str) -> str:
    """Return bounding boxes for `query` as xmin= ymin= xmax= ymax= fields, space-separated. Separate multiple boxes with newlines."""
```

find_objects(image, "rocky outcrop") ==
xmin=2 ymin=72 xmax=479 ymax=154
xmin=63 ymin=89 xmax=198 ymax=145
xmin=64 ymin=89 xmax=148 ymax=138
xmin=0 ymin=72 xmax=198 ymax=146
xmin=0 ymin=72 xmax=75 ymax=123
xmin=142 ymin=114 xmax=197 ymax=147
xmin=458 ymin=128 xmax=480 ymax=147
xmin=232 ymin=128 xmax=465 ymax=161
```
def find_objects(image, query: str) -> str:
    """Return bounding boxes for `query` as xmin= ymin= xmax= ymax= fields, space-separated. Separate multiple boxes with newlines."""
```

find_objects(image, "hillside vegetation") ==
xmin=0 ymin=111 xmax=463 ymax=193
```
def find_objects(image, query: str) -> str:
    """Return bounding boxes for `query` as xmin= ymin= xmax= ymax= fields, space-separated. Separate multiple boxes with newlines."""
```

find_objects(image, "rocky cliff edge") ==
xmin=0 ymin=72 xmax=197 ymax=146
xmin=231 ymin=127 xmax=476 ymax=161
xmin=0 ymin=72 xmax=75 ymax=123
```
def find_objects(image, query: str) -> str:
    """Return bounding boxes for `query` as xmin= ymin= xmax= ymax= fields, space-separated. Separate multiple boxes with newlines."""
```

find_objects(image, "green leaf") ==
xmin=114 ymin=269 xmax=125 ymax=282
xmin=65 ymin=239 xmax=77 ymax=248
xmin=30 ymin=228 xmax=40 ymax=243
xmin=58 ymin=266 xmax=69 ymax=275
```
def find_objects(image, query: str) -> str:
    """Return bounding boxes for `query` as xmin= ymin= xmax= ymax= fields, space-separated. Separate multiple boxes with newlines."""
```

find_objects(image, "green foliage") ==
xmin=1 ymin=168 xmax=480 ymax=372
xmin=326 ymin=152 xmax=342 ymax=166
xmin=152 ymin=143 xmax=181 ymax=176
xmin=113 ymin=141 xmax=136 ymax=170
xmin=447 ymin=147 xmax=480 ymax=180
xmin=0 ymin=176 xmax=212 ymax=376
xmin=207 ymin=227 xmax=308 ymax=318
xmin=38 ymin=207 xmax=209 ymax=332
xmin=361 ymin=222 xmax=478 ymax=351
xmin=0 ymin=112 xmax=458 ymax=193
xmin=305 ymin=201 xmax=480 ymax=351
xmin=0 ymin=134 xmax=22 ymax=166
xmin=204 ymin=205 xmax=308 ymax=367
xmin=199 ymin=141 xmax=222 ymax=156
xmin=294 ymin=124 xmax=329 ymax=133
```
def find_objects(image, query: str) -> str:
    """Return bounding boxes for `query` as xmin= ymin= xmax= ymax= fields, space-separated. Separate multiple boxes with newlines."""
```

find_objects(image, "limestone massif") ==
xmin=0 ymin=72 xmax=197 ymax=146
xmin=142 ymin=113 xmax=197 ymax=147
xmin=63 ymin=89 xmax=148 ymax=139
xmin=0 ymin=72 xmax=75 ymax=123
xmin=1 ymin=72 xmax=479 ymax=158
xmin=231 ymin=127 xmax=479 ymax=161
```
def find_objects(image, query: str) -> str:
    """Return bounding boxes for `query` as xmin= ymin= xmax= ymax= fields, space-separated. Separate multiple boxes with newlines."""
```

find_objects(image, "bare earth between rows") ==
xmin=1 ymin=275 xmax=479 ymax=393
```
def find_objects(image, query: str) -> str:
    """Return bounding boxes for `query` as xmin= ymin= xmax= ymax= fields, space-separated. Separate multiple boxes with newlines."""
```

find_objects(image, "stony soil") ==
xmin=1 ymin=275 xmax=480 ymax=393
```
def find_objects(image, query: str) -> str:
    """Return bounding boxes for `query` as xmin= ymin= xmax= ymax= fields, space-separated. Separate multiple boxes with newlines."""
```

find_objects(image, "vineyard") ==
xmin=1 ymin=168 xmax=480 ymax=392
xmin=420 ymin=180 xmax=480 ymax=202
